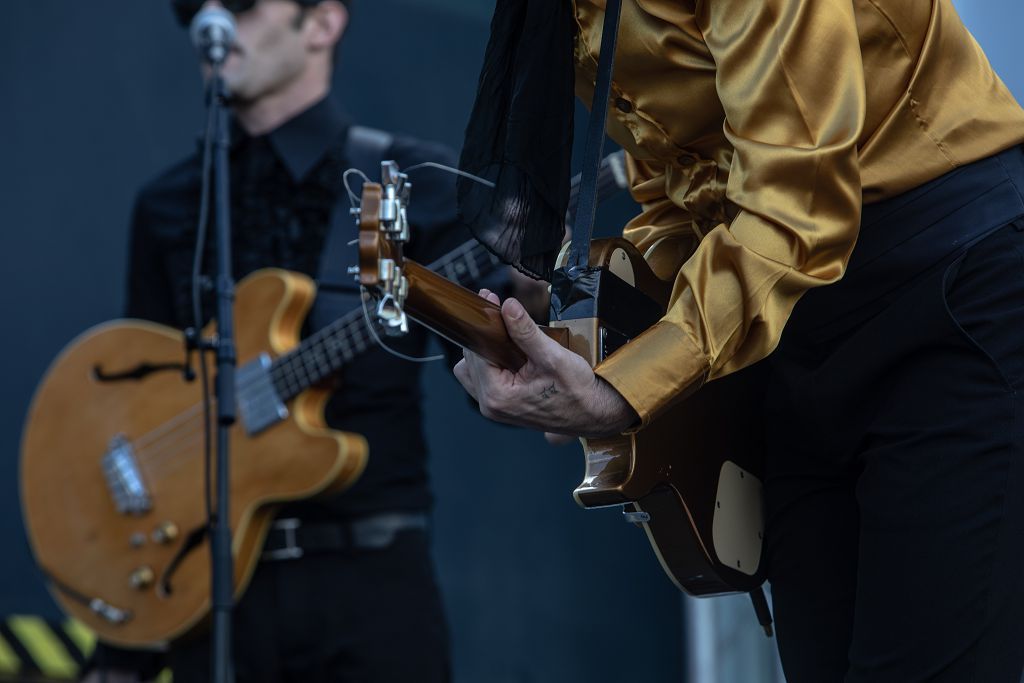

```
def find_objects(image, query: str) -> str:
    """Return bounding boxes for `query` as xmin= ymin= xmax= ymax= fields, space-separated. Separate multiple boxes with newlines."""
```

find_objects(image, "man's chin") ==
xmin=218 ymin=72 xmax=256 ymax=101
xmin=223 ymin=88 xmax=256 ymax=107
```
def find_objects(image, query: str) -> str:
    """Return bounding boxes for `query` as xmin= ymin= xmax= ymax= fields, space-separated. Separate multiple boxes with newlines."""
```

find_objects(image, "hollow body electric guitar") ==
xmin=357 ymin=163 xmax=767 ymax=601
xmin=20 ymin=153 xmax=628 ymax=648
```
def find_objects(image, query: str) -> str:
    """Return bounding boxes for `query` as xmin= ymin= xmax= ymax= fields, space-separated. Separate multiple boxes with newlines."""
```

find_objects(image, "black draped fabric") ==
xmin=456 ymin=0 xmax=576 ymax=281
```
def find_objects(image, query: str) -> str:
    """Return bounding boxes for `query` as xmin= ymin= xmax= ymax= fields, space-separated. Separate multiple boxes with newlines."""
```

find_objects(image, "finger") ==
xmin=461 ymin=350 xmax=498 ymax=399
xmin=501 ymin=297 xmax=559 ymax=364
xmin=476 ymin=288 xmax=500 ymax=306
xmin=463 ymin=344 xmax=502 ymax=374
xmin=452 ymin=359 xmax=478 ymax=400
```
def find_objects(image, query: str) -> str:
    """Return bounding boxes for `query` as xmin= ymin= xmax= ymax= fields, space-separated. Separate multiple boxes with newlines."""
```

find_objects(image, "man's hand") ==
xmin=453 ymin=290 xmax=639 ymax=438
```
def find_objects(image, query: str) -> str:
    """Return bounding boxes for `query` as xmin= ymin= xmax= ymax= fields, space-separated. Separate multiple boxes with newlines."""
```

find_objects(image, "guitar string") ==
xmin=132 ymin=302 xmax=371 ymax=454
xmin=138 ymin=314 xmax=380 ymax=480
xmin=137 ymin=324 xmax=367 ymax=477
xmin=136 ymin=295 xmax=401 ymax=476
xmin=106 ymin=168 xmax=498 ymax=475
xmin=134 ymin=314 xmax=370 ymax=475
xmin=135 ymin=242 xmax=494 ymax=476
xmin=126 ymin=240 xmax=498 ymax=479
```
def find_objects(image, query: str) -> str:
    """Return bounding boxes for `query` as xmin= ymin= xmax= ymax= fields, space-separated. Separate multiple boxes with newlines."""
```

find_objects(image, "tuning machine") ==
xmin=352 ymin=160 xmax=412 ymax=336
xmin=374 ymin=258 xmax=409 ymax=336
xmin=379 ymin=160 xmax=411 ymax=243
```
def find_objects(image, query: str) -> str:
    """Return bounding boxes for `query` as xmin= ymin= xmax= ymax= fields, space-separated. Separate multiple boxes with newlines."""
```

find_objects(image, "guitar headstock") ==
xmin=355 ymin=161 xmax=412 ymax=335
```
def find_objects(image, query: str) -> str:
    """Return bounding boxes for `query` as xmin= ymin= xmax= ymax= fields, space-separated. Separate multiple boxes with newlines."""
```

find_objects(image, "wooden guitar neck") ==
xmin=401 ymin=261 xmax=572 ymax=370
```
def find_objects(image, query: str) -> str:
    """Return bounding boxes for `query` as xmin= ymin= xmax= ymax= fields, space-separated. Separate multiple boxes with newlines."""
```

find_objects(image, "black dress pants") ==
xmin=166 ymin=530 xmax=451 ymax=683
xmin=764 ymin=147 xmax=1024 ymax=682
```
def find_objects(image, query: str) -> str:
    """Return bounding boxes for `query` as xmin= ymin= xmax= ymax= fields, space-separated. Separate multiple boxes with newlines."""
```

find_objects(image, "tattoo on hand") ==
xmin=540 ymin=383 xmax=559 ymax=400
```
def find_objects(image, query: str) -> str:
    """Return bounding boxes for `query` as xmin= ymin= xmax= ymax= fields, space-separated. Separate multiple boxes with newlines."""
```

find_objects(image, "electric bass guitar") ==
xmin=356 ymin=163 xmax=768 ymax=603
xmin=20 ymin=152 xmax=628 ymax=648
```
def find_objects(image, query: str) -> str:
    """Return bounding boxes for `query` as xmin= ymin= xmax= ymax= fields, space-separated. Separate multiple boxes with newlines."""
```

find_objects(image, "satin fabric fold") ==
xmin=572 ymin=0 xmax=1024 ymax=425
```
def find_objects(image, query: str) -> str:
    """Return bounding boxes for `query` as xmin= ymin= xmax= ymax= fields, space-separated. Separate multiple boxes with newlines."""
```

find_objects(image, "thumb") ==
xmin=502 ymin=297 xmax=554 ymax=362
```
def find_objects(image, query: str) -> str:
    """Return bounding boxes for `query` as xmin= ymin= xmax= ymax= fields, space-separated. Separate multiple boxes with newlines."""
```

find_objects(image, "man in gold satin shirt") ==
xmin=454 ymin=0 xmax=1024 ymax=680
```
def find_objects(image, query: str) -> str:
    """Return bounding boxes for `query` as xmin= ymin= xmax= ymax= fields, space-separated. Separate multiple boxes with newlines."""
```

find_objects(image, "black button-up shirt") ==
xmin=125 ymin=96 xmax=468 ymax=518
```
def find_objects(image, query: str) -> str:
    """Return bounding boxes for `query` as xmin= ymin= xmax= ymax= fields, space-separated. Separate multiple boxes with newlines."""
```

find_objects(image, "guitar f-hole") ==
xmin=93 ymin=361 xmax=191 ymax=383
xmin=157 ymin=525 xmax=208 ymax=598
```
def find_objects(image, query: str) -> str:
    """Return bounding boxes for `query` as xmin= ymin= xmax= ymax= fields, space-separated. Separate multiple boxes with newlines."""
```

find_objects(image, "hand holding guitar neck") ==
xmin=357 ymin=157 xmax=768 ymax=602
xmin=453 ymin=290 xmax=638 ymax=438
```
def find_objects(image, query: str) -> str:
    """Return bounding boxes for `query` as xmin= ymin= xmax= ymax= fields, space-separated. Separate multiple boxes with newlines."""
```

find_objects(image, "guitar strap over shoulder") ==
xmin=310 ymin=125 xmax=395 ymax=333
xmin=565 ymin=0 xmax=623 ymax=272
xmin=551 ymin=0 xmax=624 ymax=320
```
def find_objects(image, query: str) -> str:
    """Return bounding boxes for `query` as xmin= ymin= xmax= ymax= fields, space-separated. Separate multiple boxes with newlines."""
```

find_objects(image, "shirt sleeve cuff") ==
xmin=594 ymin=320 xmax=709 ymax=429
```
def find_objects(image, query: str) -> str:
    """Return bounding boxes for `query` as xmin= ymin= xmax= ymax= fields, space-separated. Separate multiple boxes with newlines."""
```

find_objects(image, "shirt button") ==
xmin=614 ymin=97 xmax=633 ymax=113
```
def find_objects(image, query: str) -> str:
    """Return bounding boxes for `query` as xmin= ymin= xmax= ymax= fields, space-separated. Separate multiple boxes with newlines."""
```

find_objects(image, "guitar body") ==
xmin=574 ymin=369 xmax=766 ymax=594
xmin=20 ymin=269 xmax=368 ymax=647
xmin=554 ymin=239 xmax=767 ymax=595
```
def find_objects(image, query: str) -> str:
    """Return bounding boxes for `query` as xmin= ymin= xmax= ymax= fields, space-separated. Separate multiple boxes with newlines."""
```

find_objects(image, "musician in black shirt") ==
xmin=89 ymin=1 xmax=469 ymax=680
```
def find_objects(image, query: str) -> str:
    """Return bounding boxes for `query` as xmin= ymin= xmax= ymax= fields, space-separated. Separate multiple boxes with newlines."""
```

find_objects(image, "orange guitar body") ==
xmin=20 ymin=269 xmax=368 ymax=647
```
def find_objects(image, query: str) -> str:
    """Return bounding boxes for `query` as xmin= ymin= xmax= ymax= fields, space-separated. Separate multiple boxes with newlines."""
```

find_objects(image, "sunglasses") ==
xmin=171 ymin=0 xmax=324 ymax=27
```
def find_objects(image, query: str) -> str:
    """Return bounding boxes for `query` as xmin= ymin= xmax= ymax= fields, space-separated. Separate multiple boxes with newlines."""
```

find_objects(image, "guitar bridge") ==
xmin=101 ymin=435 xmax=152 ymax=516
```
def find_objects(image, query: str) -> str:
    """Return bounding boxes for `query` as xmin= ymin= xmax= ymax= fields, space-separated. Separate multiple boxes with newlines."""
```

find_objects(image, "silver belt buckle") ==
xmin=262 ymin=517 xmax=304 ymax=561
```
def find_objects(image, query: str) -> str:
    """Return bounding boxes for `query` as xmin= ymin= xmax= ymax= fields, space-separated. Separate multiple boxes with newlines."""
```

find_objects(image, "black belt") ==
xmin=261 ymin=512 xmax=429 ymax=561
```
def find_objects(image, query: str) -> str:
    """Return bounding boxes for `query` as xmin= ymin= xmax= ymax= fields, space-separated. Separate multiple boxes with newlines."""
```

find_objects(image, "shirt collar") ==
xmin=260 ymin=96 xmax=350 ymax=183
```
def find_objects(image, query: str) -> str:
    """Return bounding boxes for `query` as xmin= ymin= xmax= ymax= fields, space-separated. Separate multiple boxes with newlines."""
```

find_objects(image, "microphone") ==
xmin=190 ymin=6 xmax=237 ymax=65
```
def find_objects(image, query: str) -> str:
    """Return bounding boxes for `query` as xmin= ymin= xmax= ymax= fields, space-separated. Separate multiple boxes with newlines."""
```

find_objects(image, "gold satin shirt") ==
xmin=577 ymin=0 xmax=1024 ymax=426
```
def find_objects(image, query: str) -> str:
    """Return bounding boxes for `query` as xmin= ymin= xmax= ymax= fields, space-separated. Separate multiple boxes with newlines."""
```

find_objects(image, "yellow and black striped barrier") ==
xmin=0 ymin=617 xmax=172 ymax=682
xmin=0 ymin=615 xmax=94 ymax=681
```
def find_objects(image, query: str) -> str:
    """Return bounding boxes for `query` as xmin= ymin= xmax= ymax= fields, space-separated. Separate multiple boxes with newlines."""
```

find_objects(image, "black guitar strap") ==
xmin=309 ymin=125 xmax=395 ymax=333
xmin=566 ymin=0 xmax=624 ymax=273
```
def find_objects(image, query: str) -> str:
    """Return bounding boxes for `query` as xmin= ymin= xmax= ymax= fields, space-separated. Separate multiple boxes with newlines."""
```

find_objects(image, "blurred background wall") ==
xmin=0 ymin=1 xmax=1020 ymax=681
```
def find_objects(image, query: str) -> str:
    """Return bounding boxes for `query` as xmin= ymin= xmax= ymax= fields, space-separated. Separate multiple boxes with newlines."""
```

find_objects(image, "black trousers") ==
xmin=765 ymin=147 xmax=1024 ymax=682
xmin=166 ymin=530 xmax=451 ymax=683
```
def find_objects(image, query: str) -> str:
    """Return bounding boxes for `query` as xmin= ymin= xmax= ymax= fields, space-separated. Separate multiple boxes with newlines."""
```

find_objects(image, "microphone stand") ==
xmin=206 ymin=68 xmax=237 ymax=683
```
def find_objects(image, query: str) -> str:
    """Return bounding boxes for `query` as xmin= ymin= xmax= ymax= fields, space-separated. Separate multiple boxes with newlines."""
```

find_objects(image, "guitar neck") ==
xmin=266 ymin=240 xmax=506 ymax=401
xmin=268 ymin=150 xmax=627 ymax=399
xmin=402 ymin=260 xmax=573 ymax=370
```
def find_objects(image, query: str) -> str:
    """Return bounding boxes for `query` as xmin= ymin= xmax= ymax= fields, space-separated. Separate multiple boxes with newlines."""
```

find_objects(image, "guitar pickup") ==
xmin=236 ymin=353 xmax=289 ymax=436
xmin=101 ymin=435 xmax=152 ymax=516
